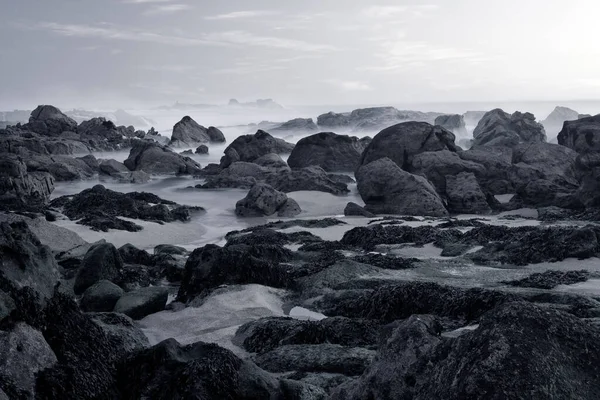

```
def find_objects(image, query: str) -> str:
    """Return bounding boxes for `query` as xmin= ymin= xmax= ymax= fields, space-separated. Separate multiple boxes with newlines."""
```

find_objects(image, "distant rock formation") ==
xmin=65 ymin=109 xmax=155 ymax=129
xmin=270 ymin=118 xmax=319 ymax=135
xmin=317 ymin=107 xmax=443 ymax=133
xmin=541 ymin=106 xmax=581 ymax=139
xmin=228 ymin=98 xmax=284 ymax=109
xmin=472 ymin=109 xmax=546 ymax=147
xmin=434 ymin=114 xmax=468 ymax=137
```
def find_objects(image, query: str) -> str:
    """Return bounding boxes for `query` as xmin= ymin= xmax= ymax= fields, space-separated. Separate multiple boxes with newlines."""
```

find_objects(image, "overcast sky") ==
xmin=1 ymin=0 xmax=599 ymax=109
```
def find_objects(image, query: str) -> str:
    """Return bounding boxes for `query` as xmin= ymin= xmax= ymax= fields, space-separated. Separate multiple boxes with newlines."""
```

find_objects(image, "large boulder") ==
xmin=287 ymin=132 xmax=371 ymax=172
xmin=124 ymin=140 xmax=202 ymax=175
xmin=77 ymin=117 xmax=125 ymax=142
xmin=98 ymin=159 xmax=129 ymax=177
xmin=271 ymin=118 xmax=319 ymax=135
xmin=26 ymin=105 xmax=77 ymax=136
xmin=0 ymin=221 xmax=60 ymax=299
xmin=80 ymin=280 xmax=124 ymax=312
xmin=0 ymin=323 xmax=57 ymax=399
xmin=0 ymin=154 xmax=54 ymax=210
xmin=458 ymin=146 xmax=514 ymax=193
xmin=332 ymin=302 xmax=600 ymax=400
xmin=445 ymin=172 xmax=491 ymax=214
xmin=169 ymin=116 xmax=210 ymax=147
xmin=434 ymin=114 xmax=467 ymax=137
xmin=359 ymin=122 xmax=458 ymax=170
xmin=207 ymin=126 xmax=226 ymax=142
xmin=117 ymin=338 xmax=326 ymax=399
xmin=220 ymin=130 xmax=294 ymax=168
xmin=410 ymin=150 xmax=486 ymax=195
xmin=265 ymin=166 xmax=349 ymax=195
xmin=74 ymin=243 xmax=124 ymax=295
xmin=472 ymin=109 xmax=546 ymax=147
xmin=558 ymin=114 xmax=600 ymax=153
xmin=113 ymin=286 xmax=168 ymax=320
xmin=235 ymin=183 xmax=301 ymax=217
xmin=356 ymin=158 xmax=448 ymax=217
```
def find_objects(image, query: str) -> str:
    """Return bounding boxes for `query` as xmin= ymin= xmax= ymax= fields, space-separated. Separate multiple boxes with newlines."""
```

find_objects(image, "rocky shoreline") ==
xmin=1 ymin=104 xmax=600 ymax=399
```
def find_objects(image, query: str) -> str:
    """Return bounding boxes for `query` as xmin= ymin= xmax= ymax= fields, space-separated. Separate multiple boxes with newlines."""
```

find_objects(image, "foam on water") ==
xmin=139 ymin=284 xmax=288 ymax=356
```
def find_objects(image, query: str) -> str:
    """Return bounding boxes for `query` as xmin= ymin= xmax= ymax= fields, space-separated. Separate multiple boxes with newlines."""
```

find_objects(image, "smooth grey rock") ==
xmin=207 ymin=126 xmax=226 ymax=142
xmin=124 ymin=140 xmax=202 ymax=175
xmin=287 ymin=132 xmax=371 ymax=172
xmin=113 ymin=286 xmax=168 ymax=319
xmin=344 ymin=202 xmax=375 ymax=217
xmin=356 ymin=158 xmax=448 ymax=217
xmin=169 ymin=116 xmax=209 ymax=147
xmin=235 ymin=183 xmax=289 ymax=217
xmin=80 ymin=280 xmax=124 ymax=312
xmin=220 ymin=130 xmax=294 ymax=168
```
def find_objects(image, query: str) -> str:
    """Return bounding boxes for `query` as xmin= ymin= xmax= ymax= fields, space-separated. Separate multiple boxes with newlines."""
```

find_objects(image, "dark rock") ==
xmin=227 ymin=218 xmax=346 ymax=237
xmin=503 ymin=269 xmax=590 ymax=289
xmin=113 ymin=286 xmax=168 ymax=319
xmin=98 ymin=158 xmax=129 ymax=176
xmin=287 ymin=132 xmax=371 ymax=172
xmin=27 ymin=105 xmax=77 ymax=136
xmin=278 ymin=198 xmax=302 ymax=217
xmin=344 ymin=202 xmax=375 ymax=217
xmin=359 ymin=121 xmax=458 ymax=170
xmin=445 ymin=172 xmax=491 ymax=214
xmin=177 ymin=243 xmax=294 ymax=302
xmin=169 ymin=116 xmax=209 ymax=147
xmin=271 ymin=118 xmax=319 ymax=135
xmin=235 ymin=183 xmax=298 ymax=217
xmin=467 ymin=225 xmax=600 ymax=266
xmin=220 ymin=130 xmax=294 ymax=168
xmin=74 ymin=243 xmax=124 ymax=295
xmin=0 ymin=154 xmax=54 ymax=211
xmin=340 ymin=224 xmax=460 ymax=251
xmin=351 ymin=253 xmax=419 ymax=269
xmin=154 ymin=244 xmax=188 ymax=256
xmin=356 ymin=158 xmax=448 ymax=216
xmin=117 ymin=338 xmax=324 ymax=399
xmin=0 ymin=221 xmax=60 ymax=299
xmin=312 ymin=281 xmax=516 ymax=322
xmin=195 ymin=144 xmax=209 ymax=154
xmin=409 ymin=150 xmax=486 ymax=195
xmin=265 ymin=166 xmax=349 ymax=195
xmin=472 ymin=109 xmax=546 ymax=147
xmin=124 ymin=140 xmax=202 ymax=175
xmin=35 ymin=292 xmax=126 ymax=399
xmin=89 ymin=312 xmax=149 ymax=353
xmin=80 ymin=280 xmax=124 ymax=312
xmin=78 ymin=154 xmax=99 ymax=170
xmin=207 ymin=126 xmax=226 ymax=142
xmin=558 ymin=114 xmax=600 ymax=153
xmin=0 ymin=323 xmax=57 ymax=399
xmin=51 ymin=184 xmax=202 ymax=232
xmin=253 ymin=153 xmax=289 ymax=169
xmin=235 ymin=316 xmax=380 ymax=354
xmin=255 ymin=344 xmax=376 ymax=375
xmin=334 ymin=302 xmax=600 ymax=399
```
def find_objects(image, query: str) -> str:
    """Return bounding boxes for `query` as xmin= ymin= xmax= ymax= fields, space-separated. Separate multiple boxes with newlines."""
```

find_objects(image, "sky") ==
xmin=1 ymin=0 xmax=600 ymax=109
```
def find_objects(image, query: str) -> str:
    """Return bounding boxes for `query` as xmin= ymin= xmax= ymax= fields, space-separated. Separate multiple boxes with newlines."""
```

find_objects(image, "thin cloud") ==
xmin=143 ymin=4 xmax=191 ymax=15
xmin=364 ymin=5 xmax=438 ymax=18
xmin=204 ymin=10 xmax=279 ymax=20
xmin=142 ymin=64 xmax=196 ymax=72
xmin=30 ymin=22 xmax=335 ymax=52
xmin=203 ymin=30 xmax=337 ymax=52
xmin=324 ymin=79 xmax=372 ymax=91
